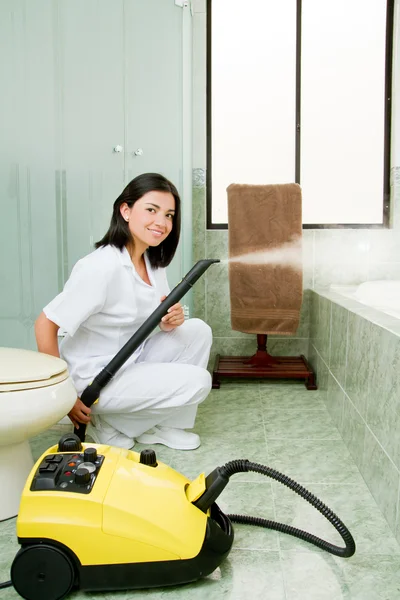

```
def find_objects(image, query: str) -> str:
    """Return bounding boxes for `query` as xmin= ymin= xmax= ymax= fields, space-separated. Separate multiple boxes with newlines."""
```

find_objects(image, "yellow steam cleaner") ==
xmin=1 ymin=260 xmax=355 ymax=600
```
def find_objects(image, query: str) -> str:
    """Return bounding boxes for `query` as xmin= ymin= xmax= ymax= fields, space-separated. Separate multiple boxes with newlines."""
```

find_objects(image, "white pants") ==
xmin=92 ymin=318 xmax=212 ymax=439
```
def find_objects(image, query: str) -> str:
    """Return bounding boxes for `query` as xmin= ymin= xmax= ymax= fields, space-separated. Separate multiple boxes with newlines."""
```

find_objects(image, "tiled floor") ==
xmin=1 ymin=381 xmax=400 ymax=599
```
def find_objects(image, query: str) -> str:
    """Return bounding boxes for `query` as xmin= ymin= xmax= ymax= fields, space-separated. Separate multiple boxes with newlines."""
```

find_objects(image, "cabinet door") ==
xmin=124 ymin=0 xmax=185 ymax=289
xmin=0 ymin=1 xmax=126 ymax=349
xmin=0 ymin=1 xmax=191 ymax=350
xmin=60 ymin=0 xmax=125 ymax=275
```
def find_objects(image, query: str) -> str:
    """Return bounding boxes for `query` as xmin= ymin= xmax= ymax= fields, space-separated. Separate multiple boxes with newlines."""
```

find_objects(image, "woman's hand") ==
xmin=159 ymin=296 xmax=185 ymax=331
xmin=68 ymin=398 xmax=92 ymax=429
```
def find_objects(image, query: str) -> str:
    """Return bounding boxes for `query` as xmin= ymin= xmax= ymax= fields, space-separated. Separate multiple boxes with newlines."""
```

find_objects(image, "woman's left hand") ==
xmin=159 ymin=296 xmax=185 ymax=331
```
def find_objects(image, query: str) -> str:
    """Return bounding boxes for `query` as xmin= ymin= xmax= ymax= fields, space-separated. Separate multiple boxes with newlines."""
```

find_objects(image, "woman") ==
xmin=35 ymin=173 xmax=212 ymax=450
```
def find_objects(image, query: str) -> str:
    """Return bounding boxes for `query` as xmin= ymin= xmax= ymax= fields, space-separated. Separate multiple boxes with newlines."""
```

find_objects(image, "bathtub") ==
xmin=330 ymin=280 xmax=400 ymax=320
xmin=309 ymin=285 xmax=400 ymax=544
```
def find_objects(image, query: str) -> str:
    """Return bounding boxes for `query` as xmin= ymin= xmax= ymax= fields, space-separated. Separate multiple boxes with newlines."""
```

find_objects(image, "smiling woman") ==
xmin=120 ymin=191 xmax=176 ymax=275
xmin=34 ymin=173 xmax=213 ymax=452
xmin=96 ymin=172 xmax=181 ymax=269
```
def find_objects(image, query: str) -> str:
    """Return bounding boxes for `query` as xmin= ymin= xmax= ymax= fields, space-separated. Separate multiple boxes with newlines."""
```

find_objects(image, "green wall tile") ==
xmin=325 ymin=372 xmax=344 ymax=432
xmin=341 ymin=394 xmax=366 ymax=469
xmin=316 ymin=296 xmax=331 ymax=362
xmin=361 ymin=427 xmax=400 ymax=533
xmin=345 ymin=313 xmax=373 ymax=420
xmin=367 ymin=328 xmax=400 ymax=469
xmin=329 ymin=303 xmax=348 ymax=385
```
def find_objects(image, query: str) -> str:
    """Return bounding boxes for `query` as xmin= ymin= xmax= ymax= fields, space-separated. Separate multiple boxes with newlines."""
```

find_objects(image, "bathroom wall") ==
xmin=309 ymin=288 xmax=400 ymax=543
xmin=192 ymin=0 xmax=400 ymax=367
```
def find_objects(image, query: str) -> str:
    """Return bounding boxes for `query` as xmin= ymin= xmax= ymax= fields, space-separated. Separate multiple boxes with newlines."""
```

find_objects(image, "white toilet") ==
xmin=0 ymin=347 xmax=77 ymax=521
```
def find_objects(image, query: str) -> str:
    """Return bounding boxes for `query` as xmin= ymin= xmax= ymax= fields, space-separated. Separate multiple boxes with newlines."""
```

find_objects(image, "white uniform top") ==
xmin=43 ymin=245 xmax=170 ymax=394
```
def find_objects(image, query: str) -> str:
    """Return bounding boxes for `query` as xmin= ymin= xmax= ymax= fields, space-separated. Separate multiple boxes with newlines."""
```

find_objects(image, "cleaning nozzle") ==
xmin=182 ymin=259 xmax=220 ymax=287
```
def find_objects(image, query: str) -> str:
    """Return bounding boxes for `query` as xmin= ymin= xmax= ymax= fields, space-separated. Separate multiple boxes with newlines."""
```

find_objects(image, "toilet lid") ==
xmin=0 ymin=347 xmax=69 ymax=392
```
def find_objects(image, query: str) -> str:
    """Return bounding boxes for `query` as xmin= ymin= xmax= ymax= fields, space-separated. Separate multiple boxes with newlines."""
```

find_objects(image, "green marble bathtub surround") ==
xmin=360 ymin=426 xmax=400 ymax=534
xmin=307 ymin=343 xmax=318 ymax=382
xmin=310 ymin=291 xmax=331 ymax=363
xmin=340 ymin=394 xmax=366 ymax=469
xmin=325 ymin=372 xmax=345 ymax=432
xmin=349 ymin=308 xmax=400 ymax=338
xmin=344 ymin=313 xmax=374 ymax=421
xmin=313 ymin=349 xmax=329 ymax=401
xmin=316 ymin=296 xmax=332 ymax=363
xmin=367 ymin=327 xmax=400 ymax=470
xmin=329 ymin=303 xmax=349 ymax=384
xmin=293 ymin=289 xmax=311 ymax=339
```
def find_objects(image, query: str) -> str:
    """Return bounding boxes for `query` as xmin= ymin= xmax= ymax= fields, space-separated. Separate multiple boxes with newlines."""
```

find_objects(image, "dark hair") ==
xmin=95 ymin=173 xmax=181 ymax=268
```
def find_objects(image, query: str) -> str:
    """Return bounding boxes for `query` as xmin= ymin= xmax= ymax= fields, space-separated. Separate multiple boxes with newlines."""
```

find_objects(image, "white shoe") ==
xmin=136 ymin=426 xmax=200 ymax=450
xmin=86 ymin=416 xmax=134 ymax=449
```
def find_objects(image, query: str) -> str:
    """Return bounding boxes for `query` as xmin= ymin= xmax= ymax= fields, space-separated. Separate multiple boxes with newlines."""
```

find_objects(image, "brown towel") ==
xmin=227 ymin=183 xmax=303 ymax=335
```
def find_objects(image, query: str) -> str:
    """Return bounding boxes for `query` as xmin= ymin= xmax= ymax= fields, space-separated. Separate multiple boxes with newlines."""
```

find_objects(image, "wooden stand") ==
xmin=212 ymin=334 xmax=317 ymax=390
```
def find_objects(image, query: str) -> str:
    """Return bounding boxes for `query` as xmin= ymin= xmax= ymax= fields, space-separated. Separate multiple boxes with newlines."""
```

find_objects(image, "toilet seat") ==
xmin=0 ymin=347 xmax=77 ymax=520
xmin=0 ymin=347 xmax=69 ymax=392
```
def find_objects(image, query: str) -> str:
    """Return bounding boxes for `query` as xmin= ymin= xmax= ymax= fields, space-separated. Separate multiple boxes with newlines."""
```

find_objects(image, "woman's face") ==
xmin=120 ymin=191 xmax=175 ymax=251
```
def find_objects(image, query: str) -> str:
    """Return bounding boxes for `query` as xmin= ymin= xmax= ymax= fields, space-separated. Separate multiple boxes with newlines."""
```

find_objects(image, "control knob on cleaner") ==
xmin=0 ymin=260 xmax=355 ymax=600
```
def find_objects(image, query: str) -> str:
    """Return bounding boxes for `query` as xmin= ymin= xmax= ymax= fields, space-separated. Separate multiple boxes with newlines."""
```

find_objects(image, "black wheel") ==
xmin=11 ymin=544 xmax=76 ymax=600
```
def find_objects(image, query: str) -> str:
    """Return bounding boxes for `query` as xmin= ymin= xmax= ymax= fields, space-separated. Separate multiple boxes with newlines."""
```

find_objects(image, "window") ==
xmin=207 ymin=0 xmax=394 ymax=228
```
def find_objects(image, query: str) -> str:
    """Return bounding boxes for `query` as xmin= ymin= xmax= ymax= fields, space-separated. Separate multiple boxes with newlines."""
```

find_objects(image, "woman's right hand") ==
xmin=68 ymin=398 xmax=92 ymax=430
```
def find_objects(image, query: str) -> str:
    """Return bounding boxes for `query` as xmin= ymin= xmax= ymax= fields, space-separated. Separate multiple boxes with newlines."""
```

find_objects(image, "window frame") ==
xmin=206 ymin=0 xmax=394 ymax=230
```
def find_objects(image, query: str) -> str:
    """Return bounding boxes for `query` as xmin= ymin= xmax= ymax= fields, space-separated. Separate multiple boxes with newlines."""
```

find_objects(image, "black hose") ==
xmin=0 ymin=581 xmax=12 ymax=589
xmin=220 ymin=460 xmax=356 ymax=558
